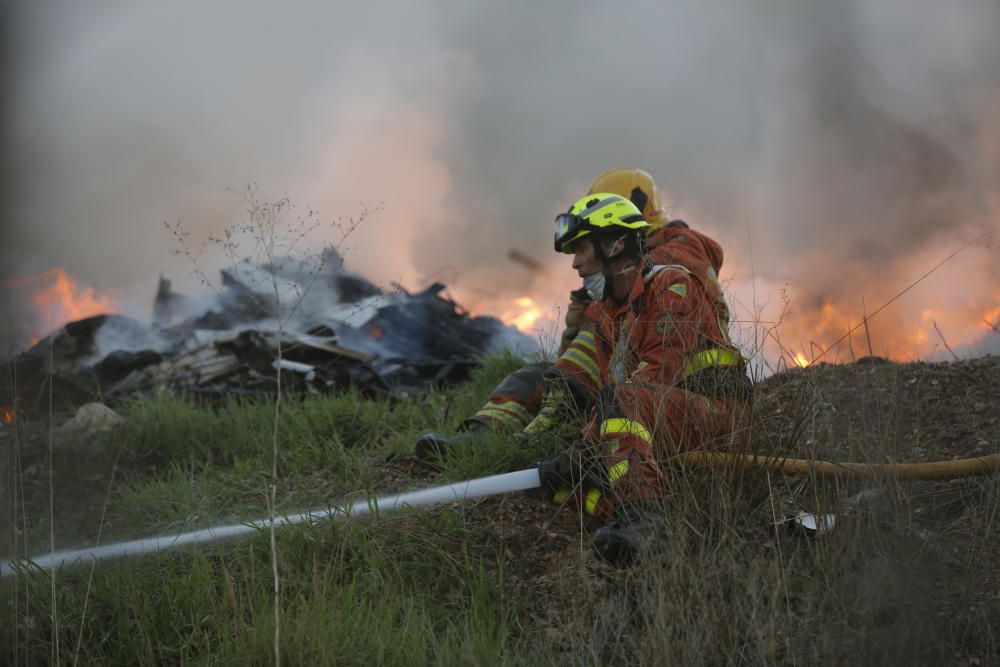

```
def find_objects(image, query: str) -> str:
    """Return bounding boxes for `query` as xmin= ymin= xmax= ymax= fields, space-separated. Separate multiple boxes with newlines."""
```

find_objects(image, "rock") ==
xmin=58 ymin=403 xmax=126 ymax=433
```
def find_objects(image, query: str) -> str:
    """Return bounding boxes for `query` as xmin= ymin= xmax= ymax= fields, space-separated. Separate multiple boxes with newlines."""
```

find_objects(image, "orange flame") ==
xmin=500 ymin=296 xmax=544 ymax=333
xmin=2 ymin=408 xmax=17 ymax=425
xmin=776 ymin=288 xmax=1000 ymax=364
xmin=9 ymin=268 xmax=117 ymax=343
xmin=984 ymin=305 xmax=1000 ymax=331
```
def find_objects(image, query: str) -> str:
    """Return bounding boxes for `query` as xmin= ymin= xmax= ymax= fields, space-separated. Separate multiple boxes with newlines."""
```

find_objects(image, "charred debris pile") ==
xmin=2 ymin=255 xmax=533 ymax=415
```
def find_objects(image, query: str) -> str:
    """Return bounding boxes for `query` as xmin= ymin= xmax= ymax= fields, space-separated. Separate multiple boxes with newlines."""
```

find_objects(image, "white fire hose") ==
xmin=1 ymin=468 xmax=541 ymax=578
xmin=5 ymin=450 xmax=998 ymax=578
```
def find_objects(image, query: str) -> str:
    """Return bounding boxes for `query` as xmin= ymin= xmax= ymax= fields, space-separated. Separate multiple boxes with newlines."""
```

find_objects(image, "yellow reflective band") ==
xmin=707 ymin=266 xmax=717 ymax=281
xmin=609 ymin=459 xmax=630 ymax=483
xmin=560 ymin=336 xmax=598 ymax=365
xmin=584 ymin=488 xmax=603 ymax=516
xmin=682 ymin=348 xmax=742 ymax=378
xmin=474 ymin=410 xmax=522 ymax=427
xmin=475 ymin=404 xmax=531 ymax=428
xmin=562 ymin=338 xmax=597 ymax=360
xmin=562 ymin=348 xmax=601 ymax=386
xmin=482 ymin=400 xmax=533 ymax=424
xmin=601 ymin=417 xmax=653 ymax=445
xmin=668 ymin=283 xmax=688 ymax=298
xmin=572 ymin=330 xmax=597 ymax=355
xmin=474 ymin=411 xmax=524 ymax=429
xmin=479 ymin=406 xmax=529 ymax=424
xmin=552 ymin=486 xmax=572 ymax=505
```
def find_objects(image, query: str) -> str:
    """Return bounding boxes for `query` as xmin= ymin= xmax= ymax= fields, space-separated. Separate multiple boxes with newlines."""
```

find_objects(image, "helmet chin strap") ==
xmin=583 ymin=264 xmax=636 ymax=301
xmin=583 ymin=232 xmax=637 ymax=301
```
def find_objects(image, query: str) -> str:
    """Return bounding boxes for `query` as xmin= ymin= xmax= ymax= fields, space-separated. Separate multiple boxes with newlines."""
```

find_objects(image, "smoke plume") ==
xmin=3 ymin=1 xmax=999 ymax=364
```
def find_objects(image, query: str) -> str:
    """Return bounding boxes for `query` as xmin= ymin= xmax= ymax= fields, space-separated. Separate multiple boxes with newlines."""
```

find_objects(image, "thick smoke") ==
xmin=3 ymin=1 xmax=999 ymax=362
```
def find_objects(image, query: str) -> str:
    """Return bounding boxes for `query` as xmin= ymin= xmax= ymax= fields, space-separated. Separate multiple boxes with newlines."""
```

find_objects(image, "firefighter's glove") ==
xmin=528 ymin=453 xmax=613 ymax=521
xmin=564 ymin=295 xmax=590 ymax=331
xmin=527 ymin=452 xmax=574 ymax=503
xmin=523 ymin=384 xmax=570 ymax=436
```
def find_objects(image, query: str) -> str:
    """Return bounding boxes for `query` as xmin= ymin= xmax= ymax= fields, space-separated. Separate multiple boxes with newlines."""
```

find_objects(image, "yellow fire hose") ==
xmin=679 ymin=451 xmax=1000 ymax=481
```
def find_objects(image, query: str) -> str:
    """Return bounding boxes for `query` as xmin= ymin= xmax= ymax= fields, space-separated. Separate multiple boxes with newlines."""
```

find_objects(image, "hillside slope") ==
xmin=3 ymin=354 xmax=998 ymax=664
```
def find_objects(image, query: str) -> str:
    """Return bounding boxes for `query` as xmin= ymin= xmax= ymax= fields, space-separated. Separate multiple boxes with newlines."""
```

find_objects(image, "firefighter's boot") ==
xmin=591 ymin=499 xmax=665 ymax=568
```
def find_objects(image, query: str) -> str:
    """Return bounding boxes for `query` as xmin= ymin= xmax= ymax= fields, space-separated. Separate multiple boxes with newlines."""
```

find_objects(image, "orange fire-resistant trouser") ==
xmin=466 ymin=329 xmax=602 ymax=433
xmin=583 ymin=382 xmax=750 ymax=511
xmin=465 ymin=362 xmax=549 ymax=432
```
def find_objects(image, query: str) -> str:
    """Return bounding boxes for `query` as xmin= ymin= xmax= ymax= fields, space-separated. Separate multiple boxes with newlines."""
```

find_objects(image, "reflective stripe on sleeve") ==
xmin=572 ymin=329 xmax=597 ymax=355
xmin=560 ymin=348 xmax=601 ymax=386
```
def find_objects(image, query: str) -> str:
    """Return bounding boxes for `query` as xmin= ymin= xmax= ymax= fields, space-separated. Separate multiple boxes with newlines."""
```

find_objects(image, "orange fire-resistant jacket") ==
xmin=551 ymin=222 xmax=736 ymax=399
xmin=557 ymin=221 xmax=725 ymax=354
xmin=586 ymin=258 xmax=732 ymax=390
xmin=571 ymin=233 xmax=750 ymax=512
xmin=470 ymin=224 xmax=742 ymax=440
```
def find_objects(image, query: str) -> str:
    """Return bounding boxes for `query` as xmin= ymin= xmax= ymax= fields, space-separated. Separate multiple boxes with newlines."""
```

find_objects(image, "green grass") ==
xmin=97 ymin=353 xmax=527 ymax=534
xmin=3 ymin=350 xmax=999 ymax=665
xmin=3 ymin=352 xmax=531 ymax=665
xmin=9 ymin=512 xmax=515 ymax=665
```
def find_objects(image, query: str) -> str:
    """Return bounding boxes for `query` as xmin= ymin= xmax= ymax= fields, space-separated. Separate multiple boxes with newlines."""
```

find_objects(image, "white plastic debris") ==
xmin=791 ymin=511 xmax=836 ymax=536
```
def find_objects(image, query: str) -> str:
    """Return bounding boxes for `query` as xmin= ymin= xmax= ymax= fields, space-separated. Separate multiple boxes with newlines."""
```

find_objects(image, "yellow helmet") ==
xmin=587 ymin=167 xmax=666 ymax=226
xmin=554 ymin=193 xmax=649 ymax=253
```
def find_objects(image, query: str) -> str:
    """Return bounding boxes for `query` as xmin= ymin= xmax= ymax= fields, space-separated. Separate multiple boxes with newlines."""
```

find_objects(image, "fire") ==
xmin=771 ymin=286 xmax=1000 ymax=365
xmin=2 ymin=408 xmax=17 ymax=425
xmin=8 ymin=268 xmax=117 ymax=343
xmin=983 ymin=305 xmax=1000 ymax=330
xmin=501 ymin=297 xmax=544 ymax=333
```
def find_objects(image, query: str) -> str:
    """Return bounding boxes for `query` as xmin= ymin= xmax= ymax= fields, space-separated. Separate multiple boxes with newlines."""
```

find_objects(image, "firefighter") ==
xmin=556 ymin=167 xmax=669 ymax=354
xmin=416 ymin=169 xmax=669 ymax=456
xmin=544 ymin=192 xmax=752 ymax=566
xmin=415 ymin=168 xmax=734 ymax=461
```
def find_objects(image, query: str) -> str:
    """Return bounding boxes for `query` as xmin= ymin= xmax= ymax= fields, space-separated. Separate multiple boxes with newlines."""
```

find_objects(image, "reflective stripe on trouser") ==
xmin=682 ymin=348 xmax=742 ymax=379
xmin=598 ymin=408 xmax=663 ymax=503
xmin=585 ymin=383 xmax=751 ymax=506
xmin=468 ymin=363 xmax=547 ymax=433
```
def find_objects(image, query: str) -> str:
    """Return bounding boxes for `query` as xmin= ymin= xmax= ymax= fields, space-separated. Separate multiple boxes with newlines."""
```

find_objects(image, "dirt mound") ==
xmin=752 ymin=354 xmax=1000 ymax=463
xmin=477 ymin=354 xmax=1000 ymax=579
xmin=475 ymin=355 xmax=1000 ymax=662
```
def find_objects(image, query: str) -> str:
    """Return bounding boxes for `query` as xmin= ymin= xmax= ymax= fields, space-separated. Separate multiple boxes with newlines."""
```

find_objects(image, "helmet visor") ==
xmin=554 ymin=212 xmax=584 ymax=252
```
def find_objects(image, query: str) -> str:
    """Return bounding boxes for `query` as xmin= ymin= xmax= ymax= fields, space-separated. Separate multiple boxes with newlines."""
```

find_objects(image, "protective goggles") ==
xmin=553 ymin=212 xmax=595 ymax=253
